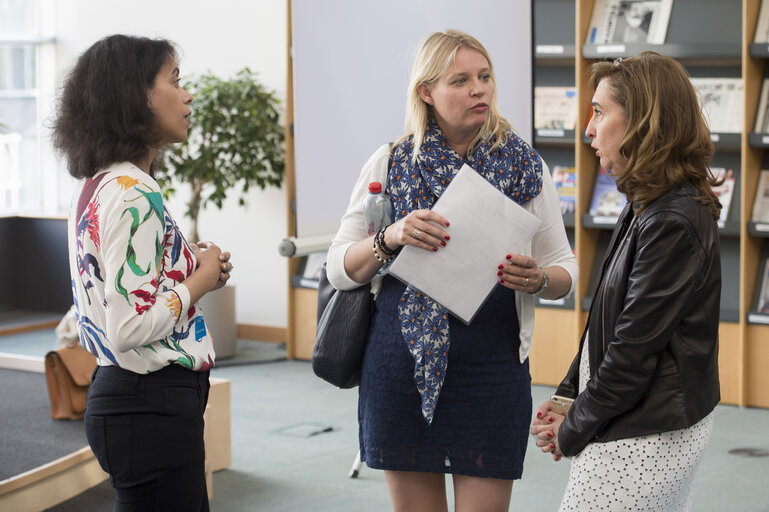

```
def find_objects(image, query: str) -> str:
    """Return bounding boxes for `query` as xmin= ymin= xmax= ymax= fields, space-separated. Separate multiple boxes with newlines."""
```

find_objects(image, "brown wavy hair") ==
xmin=52 ymin=34 xmax=177 ymax=178
xmin=589 ymin=51 xmax=722 ymax=219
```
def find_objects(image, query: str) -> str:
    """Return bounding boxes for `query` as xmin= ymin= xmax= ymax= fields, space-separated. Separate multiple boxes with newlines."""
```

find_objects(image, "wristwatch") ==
xmin=533 ymin=266 xmax=549 ymax=296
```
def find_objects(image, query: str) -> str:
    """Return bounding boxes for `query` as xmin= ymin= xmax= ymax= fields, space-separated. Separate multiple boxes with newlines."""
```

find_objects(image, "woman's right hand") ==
xmin=384 ymin=209 xmax=451 ymax=252
xmin=184 ymin=241 xmax=229 ymax=305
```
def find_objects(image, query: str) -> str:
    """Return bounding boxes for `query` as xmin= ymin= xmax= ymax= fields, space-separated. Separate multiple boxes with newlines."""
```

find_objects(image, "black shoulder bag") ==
xmin=311 ymin=263 xmax=374 ymax=388
xmin=311 ymin=147 xmax=392 ymax=388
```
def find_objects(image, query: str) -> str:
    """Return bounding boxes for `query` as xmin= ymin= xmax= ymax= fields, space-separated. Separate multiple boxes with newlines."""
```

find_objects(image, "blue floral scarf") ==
xmin=387 ymin=119 xmax=543 ymax=424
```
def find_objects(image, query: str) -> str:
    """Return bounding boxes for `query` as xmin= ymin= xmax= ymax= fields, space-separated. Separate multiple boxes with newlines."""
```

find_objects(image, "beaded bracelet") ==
xmin=372 ymin=238 xmax=393 ymax=264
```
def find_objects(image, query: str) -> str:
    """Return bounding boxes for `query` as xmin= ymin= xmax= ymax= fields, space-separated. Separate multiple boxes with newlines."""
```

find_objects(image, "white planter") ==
xmin=199 ymin=285 xmax=237 ymax=360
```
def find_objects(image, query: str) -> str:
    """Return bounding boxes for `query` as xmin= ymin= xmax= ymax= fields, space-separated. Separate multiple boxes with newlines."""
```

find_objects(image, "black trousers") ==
xmin=85 ymin=364 xmax=210 ymax=511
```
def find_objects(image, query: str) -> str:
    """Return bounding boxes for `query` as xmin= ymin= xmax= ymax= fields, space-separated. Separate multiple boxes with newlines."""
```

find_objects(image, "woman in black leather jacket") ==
xmin=530 ymin=52 xmax=722 ymax=511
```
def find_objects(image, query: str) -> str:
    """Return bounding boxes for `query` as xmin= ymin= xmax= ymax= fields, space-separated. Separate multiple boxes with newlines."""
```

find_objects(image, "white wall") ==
xmin=53 ymin=0 xmax=290 ymax=328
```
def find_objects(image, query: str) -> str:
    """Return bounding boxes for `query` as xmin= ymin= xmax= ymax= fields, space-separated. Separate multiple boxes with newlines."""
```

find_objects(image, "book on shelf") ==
xmin=690 ymin=78 xmax=743 ymax=134
xmin=752 ymin=170 xmax=769 ymax=223
xmin=551 ymin=166 xmax=577 ymax=215
xmin=754 ymin=79 xmax=769 ymax=133
xmin=757 ymin=258 xmax=769 ymax=313
xmin=589 ymin=166 xmax=627 ymax=217
xmin=586 ymin=0 xmax=673 ymax=45
xmin=710 ymin=167 xmax=735 ymax=223
xmin=534 ymin=86 xmax=578 ymax=131
xmin=755 ymin=0 xmax=769 ymax=43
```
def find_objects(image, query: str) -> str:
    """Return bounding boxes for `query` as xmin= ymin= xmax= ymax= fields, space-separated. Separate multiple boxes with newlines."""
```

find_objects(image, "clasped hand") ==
xmin=192 ymin=241 xmax=233 ymax=291
xmin=530 ymin=401 xmax=565 ymax=462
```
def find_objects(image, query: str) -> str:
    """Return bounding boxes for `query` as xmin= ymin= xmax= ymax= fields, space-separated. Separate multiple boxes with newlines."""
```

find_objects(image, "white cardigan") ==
xmin=327 ymin=143 xmax=579 ymax=363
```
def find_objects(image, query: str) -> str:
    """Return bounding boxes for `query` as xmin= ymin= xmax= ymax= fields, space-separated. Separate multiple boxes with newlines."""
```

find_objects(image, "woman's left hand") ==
xmin=196 ymin=241 xmax=233 ymax=289
xmin=531 ymin=401 xmax=565 ymax=461
xmin=497 ymin=254 xmax=543 ymax=294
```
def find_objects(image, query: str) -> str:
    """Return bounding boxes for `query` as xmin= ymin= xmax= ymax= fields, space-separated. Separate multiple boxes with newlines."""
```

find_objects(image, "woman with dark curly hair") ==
xmin=53 ymin=34 xmax=232 ymax=511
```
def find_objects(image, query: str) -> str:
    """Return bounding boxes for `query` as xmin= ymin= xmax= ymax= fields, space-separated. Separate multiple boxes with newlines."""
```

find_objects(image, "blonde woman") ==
xmin=327 ymin=30 xmax=577 ymax=511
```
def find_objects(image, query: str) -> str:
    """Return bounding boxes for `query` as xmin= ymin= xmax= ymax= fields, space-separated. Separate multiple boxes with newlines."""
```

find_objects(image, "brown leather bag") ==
xmin=44 ymin=345 xmax=97 ymax=420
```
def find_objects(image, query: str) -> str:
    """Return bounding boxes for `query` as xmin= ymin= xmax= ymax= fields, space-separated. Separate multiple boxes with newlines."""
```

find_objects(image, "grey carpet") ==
xmin=0 ymin=368 xmax=88 ymax=480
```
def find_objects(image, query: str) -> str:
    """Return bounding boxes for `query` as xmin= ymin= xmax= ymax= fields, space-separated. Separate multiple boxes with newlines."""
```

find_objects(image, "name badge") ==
xmin=195 ymin=316 xmax=207 ymax=341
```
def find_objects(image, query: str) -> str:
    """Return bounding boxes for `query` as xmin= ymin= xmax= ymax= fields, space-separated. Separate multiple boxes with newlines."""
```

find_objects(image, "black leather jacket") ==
xmin=556 ymin=184 xmax=721 ymax=457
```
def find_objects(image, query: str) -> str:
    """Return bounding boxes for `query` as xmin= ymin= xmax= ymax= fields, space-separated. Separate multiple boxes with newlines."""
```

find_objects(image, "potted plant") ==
xmin=156 ymin=67 xmax=285 ymax=242
xmin=155 ymin=68 xmax=285 ymax=357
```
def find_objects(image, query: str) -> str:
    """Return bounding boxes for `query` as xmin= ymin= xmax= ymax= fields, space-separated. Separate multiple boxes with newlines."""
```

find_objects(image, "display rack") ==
xmin=527 ymin=0 xmax=769 ymax=408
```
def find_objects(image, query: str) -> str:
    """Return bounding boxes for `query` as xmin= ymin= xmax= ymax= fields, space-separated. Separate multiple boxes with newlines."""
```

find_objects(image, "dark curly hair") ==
xmin=52 ymin=34 xmax=178 ymax=178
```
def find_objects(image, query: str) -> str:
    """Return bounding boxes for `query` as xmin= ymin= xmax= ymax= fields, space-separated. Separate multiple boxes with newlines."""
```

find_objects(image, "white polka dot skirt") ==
xmin=562 ymin=332 xmax=715 ymax=511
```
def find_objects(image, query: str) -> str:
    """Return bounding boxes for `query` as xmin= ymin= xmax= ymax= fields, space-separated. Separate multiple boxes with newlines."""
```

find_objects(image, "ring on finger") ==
xmin=413 ymin=228 xmax=422 ymax=240
xmin=525 ymin=277 xmax=529 ymax=286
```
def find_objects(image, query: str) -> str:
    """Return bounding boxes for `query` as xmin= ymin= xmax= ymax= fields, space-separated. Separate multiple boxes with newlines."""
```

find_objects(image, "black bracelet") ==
xmin=376 ymin=227 xmax=398 ymax=256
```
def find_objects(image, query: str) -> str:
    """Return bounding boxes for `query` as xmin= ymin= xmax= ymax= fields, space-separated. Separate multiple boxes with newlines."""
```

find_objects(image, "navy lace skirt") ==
xmin=359 ymin=275 xmax=532 ymax=479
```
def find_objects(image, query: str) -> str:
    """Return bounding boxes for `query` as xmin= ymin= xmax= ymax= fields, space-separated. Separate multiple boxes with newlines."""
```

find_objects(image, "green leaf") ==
xmin=153 ymin=68 xmax=286 ymax=233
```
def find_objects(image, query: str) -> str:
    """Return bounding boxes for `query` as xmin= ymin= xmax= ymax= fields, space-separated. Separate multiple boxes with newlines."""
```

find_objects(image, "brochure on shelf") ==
xmin=690 ymin=78 xmax=744 ymax=134
xmin=534 ymin=86 xmax=578 ymax=131
xmin=552 ymin=166 xmax=577 ymax=215
xmin=589 ymin=166 xmax=627 ymax=218
xmin=752 ymin=170 xmax=769 ymax=223
xmin=755 ymin=0 xmax=769 ymax=43
xmin=586 ymin=0 xmax=673 ymax=45
xmin=710 ymin=167 xmax=735 ymax=223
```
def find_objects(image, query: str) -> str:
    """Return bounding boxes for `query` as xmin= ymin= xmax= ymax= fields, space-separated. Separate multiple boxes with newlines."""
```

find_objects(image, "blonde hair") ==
xmin=401 ymin=30 xmax=511 ymax=161
xmin=589 ymin=52 xmax=721 ymax=219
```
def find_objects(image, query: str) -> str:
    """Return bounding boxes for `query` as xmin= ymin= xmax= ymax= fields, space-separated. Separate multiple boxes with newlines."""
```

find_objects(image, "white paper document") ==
xmin=388 ymin=165 xmax=542 ymax=324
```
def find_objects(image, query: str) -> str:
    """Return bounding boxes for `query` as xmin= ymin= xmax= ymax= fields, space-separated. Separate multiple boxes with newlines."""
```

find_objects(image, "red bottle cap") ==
xmin=368 ymin=182 xmax=382 ymax=193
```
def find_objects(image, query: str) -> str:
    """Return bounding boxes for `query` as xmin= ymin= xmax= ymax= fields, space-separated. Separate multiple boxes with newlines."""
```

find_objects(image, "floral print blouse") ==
xmin=68 ymin=161 xmax=214 ymax=373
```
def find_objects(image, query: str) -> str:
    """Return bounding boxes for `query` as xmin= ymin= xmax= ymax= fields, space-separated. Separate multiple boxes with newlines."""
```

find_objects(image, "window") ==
xmin=0 ymin=0 xmax=59 ymax=215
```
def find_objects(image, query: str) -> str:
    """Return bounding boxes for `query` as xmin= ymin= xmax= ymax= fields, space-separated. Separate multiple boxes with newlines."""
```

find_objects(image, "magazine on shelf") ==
xmin=758 ymin=258 xmax=769 ymax=313
xmin=754 ymin=79 xmax=769 ymax=133
xmin=586 ymin=0 xmax=673 ymax=45
xmin=551 ymin=166 xmax=577 ymax=215
xmin=710 ymin=167 xmax=735 ymax=223
xmin=752 ymin=170 xmax=769 ymax=223
xmin=690 ymin=78 xmax=743 ymax=134
xmin=534 ymin=87 xmax=578 ymax=131
xmin=755 ymin=0 xmax=769 ymax=43
xmin=589 ymin=166 xmax=627 ymax=217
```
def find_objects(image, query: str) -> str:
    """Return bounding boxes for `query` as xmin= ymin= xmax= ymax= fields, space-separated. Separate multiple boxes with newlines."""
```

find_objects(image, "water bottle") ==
xmin=363 ymin=182 xmax=392 ymax=236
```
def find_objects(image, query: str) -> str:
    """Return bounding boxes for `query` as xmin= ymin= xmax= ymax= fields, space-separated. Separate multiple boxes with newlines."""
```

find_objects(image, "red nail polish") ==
xmin=499 ymin=279 xmax=504 ymax=284
xmin=445 ymin=235 xmax=451 ymax=240
xmin=497 ymin=271 xmax=503 ymax=276
xmin=550 ymin=443 xmax=555 ymax=450
xmin=536 ymin=412 xmax=542 ymax=419
xmin=548 ymin=417 xmax=554 ymax=423
xmin=433 ymin=247 xmax=438 ymax=252
xmin=441 ymin=241 xmax=446 ymax=246
xmin=506 ymin=254 xmax=512 ymax=259
xmin=445 ymin=222 xmax=450 ymax=226
xmin=498 ymin=264 xmax=503 ymax=269
xmin=547 ymin=432 xmax=553 ymax=438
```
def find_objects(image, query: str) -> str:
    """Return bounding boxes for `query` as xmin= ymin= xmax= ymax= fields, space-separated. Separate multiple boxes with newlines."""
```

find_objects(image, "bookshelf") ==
xmin=527 ymin=0 xmax=769 ymax=409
